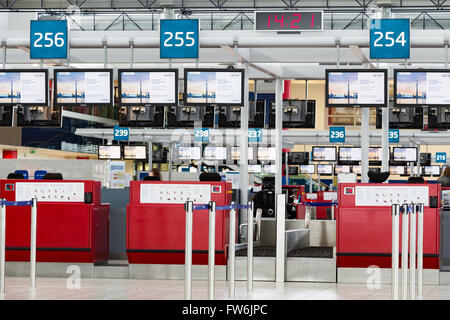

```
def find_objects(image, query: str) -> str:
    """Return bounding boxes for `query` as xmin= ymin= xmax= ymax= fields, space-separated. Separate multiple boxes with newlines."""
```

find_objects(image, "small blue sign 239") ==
xmin=113 ymin=126 xmax=129 ymax=141
xmin=160 ymin=19 xmax=199 ymax=59
xmin=389 ymin=129 xmax=400 ymax=143
xmin=30 ymin=20 xmax=68 ymax=59
xmin=329 ymin=127 xmax=345 ymax=143
xmin=436 ymin=152 xmax=447 ymax=163
xmin=370 ymin=19 xmax=410 ymax=59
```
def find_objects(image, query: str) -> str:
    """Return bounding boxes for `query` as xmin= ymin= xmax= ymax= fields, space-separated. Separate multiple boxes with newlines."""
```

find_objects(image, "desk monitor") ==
xmin=98 ymin=145 xmax=121 ymax=160
xmin=339 ymin=147 xmax=361 ymax=162
xmin=393 ymin=147 xmax=418 ymax=162
xmin=248 ymin=164 xmax=262 ymax=173
xmin=299 ymin=164 xmax=315 ymax=174
xmin=334 ymin=165 xmax=351 ymax=174
xmin=423 ymin=165 xmax=441 ymax=176
xmin=204 ymin=146 xmax=227 ymax=160
xmin=317 ymin=164 xmax=333 ymax=175
xmin=312 ymin=146 xmax=336 ymax=161
xmin=123 ymin=145 xmax=147 ymax=160
xmin=230 ymin=146 xmax=254 ymax=161
xmin=178 ymin=146 xmax=201 ymax=160
xmin=390 ymin=166 xmax=406 ymax=175
xmin=351 ymin=165 xmax=361 ymax=175
xmin=257 ymin=147 xmax=276 ymax=161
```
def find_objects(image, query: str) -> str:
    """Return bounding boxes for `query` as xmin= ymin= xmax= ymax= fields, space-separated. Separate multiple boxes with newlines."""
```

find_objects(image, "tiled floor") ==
xmin=0 ymin=277 xmax=450 ymax=300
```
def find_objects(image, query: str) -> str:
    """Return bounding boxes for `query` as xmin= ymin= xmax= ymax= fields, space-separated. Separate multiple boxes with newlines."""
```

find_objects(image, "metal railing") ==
xmin=0 ymin=198 xmax=38 ymax=294
xmin=184 ymin=200 xmax=254 ymax=300
xmin=391 ymin=203 xmax=424 ymax=300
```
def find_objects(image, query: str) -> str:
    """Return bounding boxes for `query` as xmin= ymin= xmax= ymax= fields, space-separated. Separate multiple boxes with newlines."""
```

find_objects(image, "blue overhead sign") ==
xmin=113 ymin=126 xmax=129 ymax=141
xmin=329 ymin=127 xmax=345 ymax=143
xmin=248 ymin=129 xmax=263 ymax=143
xmin=389 ymin=129 xmax=400 ymax=143
xmin=436 ymin=152 xmax=447 ymax=163
xmin=160 ymin=19 xmax=199 ymax=59
xmin=30 ymin=20 xmax=68 ymax=59
xmin=194 ymin=128 xmax=209 ymax=143
xmin=370 ymin=19 xmax=410 ymax=59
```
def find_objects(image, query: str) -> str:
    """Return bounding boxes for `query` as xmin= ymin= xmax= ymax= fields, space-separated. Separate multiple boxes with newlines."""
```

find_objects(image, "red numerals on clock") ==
xmin=267 ymin=13 xmax=315 ymax=29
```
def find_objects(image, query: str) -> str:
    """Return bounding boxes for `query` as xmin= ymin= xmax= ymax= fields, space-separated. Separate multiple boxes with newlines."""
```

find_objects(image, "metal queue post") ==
xmin=184 ymin=200 xmax=254 ymax=300
xmin=0 ymin=198 xmax=38 ymax=294
xmin=391 ymin=203 xmax=424 ymax=300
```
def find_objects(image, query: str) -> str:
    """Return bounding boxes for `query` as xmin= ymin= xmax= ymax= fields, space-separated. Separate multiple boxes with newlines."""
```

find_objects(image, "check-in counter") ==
xmin=126 ymin=181 xmax=232 ymax=265
xmin=337 ymin=183 xmax=440 ymax=270
xmin=0 ymin=179 xmax=109 ymax=263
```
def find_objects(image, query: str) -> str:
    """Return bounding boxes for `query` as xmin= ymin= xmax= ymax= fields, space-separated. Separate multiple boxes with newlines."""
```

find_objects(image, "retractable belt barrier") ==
xmin=184 ymin=201 xmax=254 ymax=300
xmin=300 ymin=201 xmax=338 ymax=227
xmin=391 ymin=203 xmax=424 ymax=300
xmin=0 ymin=198 xmax=38 ymax=294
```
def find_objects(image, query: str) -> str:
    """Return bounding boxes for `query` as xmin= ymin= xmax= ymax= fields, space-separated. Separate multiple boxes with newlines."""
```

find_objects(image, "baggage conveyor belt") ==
xmin=235 ymin=246 xmax=334 ymax=258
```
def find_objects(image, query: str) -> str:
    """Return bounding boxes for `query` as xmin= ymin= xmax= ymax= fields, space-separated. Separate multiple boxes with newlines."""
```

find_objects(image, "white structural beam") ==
xmin=62 ymin=110 xmax=119 ymax=126
xmin=348 ymin=45 xmax=377 ymax=69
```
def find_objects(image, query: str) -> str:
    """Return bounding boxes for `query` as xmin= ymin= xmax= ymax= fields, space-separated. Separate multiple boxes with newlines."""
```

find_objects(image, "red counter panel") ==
xmin=127 ymin=181 xmax=232 ymax=265
xmin=0 ymin=180 xmax=109 ymax=263
xmin=337 ymin=183 xmax=440 ymax=269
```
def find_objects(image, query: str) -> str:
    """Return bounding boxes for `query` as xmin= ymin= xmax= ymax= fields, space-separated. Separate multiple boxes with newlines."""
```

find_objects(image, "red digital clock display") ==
xmin=255 ymin=11 xmax=323 ymax=31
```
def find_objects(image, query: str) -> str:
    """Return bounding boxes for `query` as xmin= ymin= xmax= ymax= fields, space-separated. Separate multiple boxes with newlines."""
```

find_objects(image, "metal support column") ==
xmin=401 ymin=204 xmax=409 ymax=300
xmin=361 ymin=107 xmax=370 ymax=183
xmin=208 ymin=201 xmax=216 ymax=300
xmin=247 ymin=201 xmax=254 ymax=292
xmin=275 ymin=193 xmax=286 ymax=283
xmin=30 ymin=198 xmax=37 ymax=289
xmin=228 ymin=202 xmax=236 ymax=298
xmin=103 ymin=37 xmax=107 ymax=68
xmin=2 ymin=40 xmax=6 ymax=69
xmin=417 ymin=203 xmax=424 ymax=299
xmin=184 ymin=201 xmax=193 ymax=300
xmin=0 ymin=199 xmax=5 ymax=293
xmin=240 ymin=63 xmax=249 ymax=233
xmin=148 ymin=142 xmax=153 ymax=171
xmin=275 ymin=79 xmax=283 ymax=196
xmin=130 ymin=39 xmax=134 ymax=68
xmin=392 ymin=204 xmax=400 ymax=300
xmin=409 ymin=203 xmax=417 ymax=300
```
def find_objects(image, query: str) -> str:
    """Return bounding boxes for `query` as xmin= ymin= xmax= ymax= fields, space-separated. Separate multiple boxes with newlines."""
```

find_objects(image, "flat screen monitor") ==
xmin=317 ymin=164 xmax=333 ymax=175
xmin=369 ymin=147 xmax=382 ymax=162
xmin=178 ymin=146 xmax=201 ymax=160
xmin=352 ymin=165 xmax=361 ymax=174
xmin=184 ymin=69 xmax=244 ymax=106
xmin=123 ymin=145 xmax=147 ymax=160
xmin=257 ymin=147 xmax=276 ymax=161
xmin=231 ymin=146 xmax=254 ymax=161
xmin=325 ymin=69 xmax=388 ymax=107
xmin=406 ymin=166 xmax=422 ymax=175
xmin=263 ymin=164 xmax=276 ymax=174
xmin=204 ymin=146 xmax=227 ymax=160
xmin=423 ymin=165 xmax=441 ymax=176
xmin=339 ymin=147 xmax=361 ymax=162
xmin=312 ymin=146 xmax=336 ymax=161
xmin=54 ymin=69 xmax=113 ymax=106
xmin=390 ymin=166 xmax=406 ymax=175
xmin=394 ymin=69 xmax=450 ymax=106
xmin=393 ymin=147 xmax=418 ymax=162
xmin=98 ymin=145 xmax=121 ymax=160
xmin=248 ymin=164 xmax=262 ymax=173
xmin=0 ymin=70 xmax=48 ymax=106
xmin=118 ymin=69 xmax=178 ymax=106
xmin=334 ymin=165 xmax=351 ymax=174
xmin=299 ymin=164 xmax=315 ymax=174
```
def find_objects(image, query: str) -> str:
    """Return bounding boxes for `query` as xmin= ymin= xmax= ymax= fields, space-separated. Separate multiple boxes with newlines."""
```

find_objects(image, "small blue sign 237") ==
xmin=370 ymin=19 xmax=410 ymax=59
xmin=329 ymin=127 xmax=345 ymax=143
xmin=248 ymin=129 xmax=263 ymax=143
xmin=160 ymin=19 xmax=199 ymax=59
xmin=30 ymin=20 xmax=68 ymax=59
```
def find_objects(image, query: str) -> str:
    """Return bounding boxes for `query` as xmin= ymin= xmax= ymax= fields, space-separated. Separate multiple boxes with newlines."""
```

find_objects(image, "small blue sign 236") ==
xmin=329 ymin=127 xmax=345 ymax=143
xmin=30 ymin=20 xmax=68 ymax=59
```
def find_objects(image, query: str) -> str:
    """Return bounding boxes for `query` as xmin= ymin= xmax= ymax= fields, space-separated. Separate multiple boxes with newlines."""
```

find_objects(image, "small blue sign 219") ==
xmin=160 ymin=19 xmax=199 ymax=59
xmin=30 ymin=20 xmax=68 ymax=59
xmin=113 ymin=126 xmax=129 ymax=141
xmin=436 ymin=152 xmax=447 ymax=163
xmin=329 ymin=127 xmax=345 ymax=143
xmin=389 ymin=129 xmax=400 ymax=143
xmin=370 ymin=19 xmax=410 ymax=59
